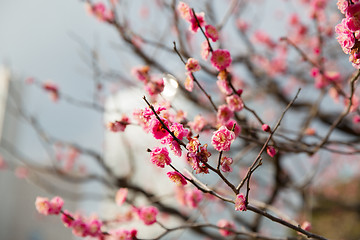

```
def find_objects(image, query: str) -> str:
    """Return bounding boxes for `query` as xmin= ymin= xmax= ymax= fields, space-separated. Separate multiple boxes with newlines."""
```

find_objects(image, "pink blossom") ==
xmin=226 ymin=95 xmax=244 ymax=112
xmin=301 ymin=221 xmax=312 ymax=231
xmin=138 ymin=206 xmax=158 ymax=225
xmin=115 ymin=188 xmax=128 ymax=206
xmin=35 ymin=197 xmax=51 ymax=215
xmin=201 ymin=41 xmax=211 ymax=60
xmin=225 ymin=119 xmax=241 ymax=137
xmin=353 ymin=115 xmax=360 ymax=123
xmin=187 ymin=144 xmax=211 ymax=174
xmin=186 ymin=188 xmax=203 ymax=208
xmin=217 ymin=219 xmax=235 ymax=236
xmin=107 ymin=115 xmax=130 ymax=132
xmin=335 ymin=19 xmax=355 ymax=54
xmin=170 ymin=122 xmax=189 ymax=140
xmin=150 ymin=147 xmax=171 ymax=168
xmin=262 ymin=124 xmax=270 ymax=132
xmin=149 ymin=117 xmax=169 ymax=139
xmin=188 ymin=115 xmax=207 ymax=132
xmin=205 ymin=24 xmax=219 ymax=42
xmin=35 ymin=196 xmax=63 ymax=216
xmin=216 ymin=78 xmax=232 ymax=95
xmin=145 ymin=78 xmax=164 ymax=96
xmin=167 ymin=171 xmax=187 ymax=186
xmin=211 ymin=126 xmax=236 ymax=151
xmin=186 ymin=137 xmax=200 ymax=153
xmin=267 ymin=146 xmax=277 ymax=157
xmin=235 ymin=193 xmax=247 ymax=211
xmin=236 ymin=18 xmax=249 ymax=32
xmin=87 ymin=218 xmax=102 ymax=237
xmin=72 ymin=218 xmax=88 ymax=237
xmin=177 ymin=1 xmax=191 ymax=21
xmin=189 ymin=11 xmax=206 ymax=33
xmin=185 ymin=58 xmax=201 ymax=72
xmin=217 ymin=105 xmax=234 ymax=124
xmin=220 ymin=156 xmax=233 ymax=172
xmin=337 ymin=0 xmax=349 ymax=14
xmin=91 ymin=2 xmax=114 ymax=22
xmin=49 ymin=196 xmax=64 ymax=215
xmin=109 ymin=229 xmax=137 ymax=240
xmin=43 ymin=82 xmax=59 ymax=102
xmin=131 ymin=66 xmax=150 ymax=83
xmin=185 ymin=73 xmax=194 ymax=92
xmin=210 ymin=49 xmax=232 ymax=71
xmin=61 ymin=210 xmax=74 ymax=228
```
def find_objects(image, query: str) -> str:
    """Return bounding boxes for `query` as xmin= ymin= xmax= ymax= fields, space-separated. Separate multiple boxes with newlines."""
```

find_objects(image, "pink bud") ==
xmin=262 ymin=124 xmax=270 ymax=132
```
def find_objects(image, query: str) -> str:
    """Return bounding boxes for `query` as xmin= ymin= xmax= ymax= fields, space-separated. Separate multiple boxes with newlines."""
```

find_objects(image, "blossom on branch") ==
xmin=149 ymin=147 xmax=171 ymax=168
xmin=210 ymin=49 xmax=232 ymax=71
xmin=211 ymin=126 xmax=235 ymax=151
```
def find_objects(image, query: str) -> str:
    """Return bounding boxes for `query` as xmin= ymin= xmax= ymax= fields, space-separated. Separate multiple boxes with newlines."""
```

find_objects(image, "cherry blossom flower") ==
xmin=220 ymin=156 xmax=233 ymax=172
xmin=145 ymin=78 xmax=164 ymax=96
xmin=177 ymin=1 xmax=191 ymax=21
xmin=186 ymin=137 xmax=200 ymax=153
xmin=35 ymin=196 xmax=64 ymax=215
xmin=217 ymin=219 xmax=235 ymax=236
xmin=108 ymin=229 xmax=137 ymax=240
xmin=201 ymin=41 xmax=211 ymax=60
xmin=115 ymin=188 xmax=128 ymax=206
xmin=35 ymin=197 xmax=52 ymax=215
xmin=226 ymin=95 xmax=244 ymax=112
xmin=188 ymin=115 xmax=207 ymax=133
xmin=138 ymin=206 xmax=158 ymax=225
xmin=186 ymin=189 xmax=203 ymax=208
xmin=225 ymin=119 xmax=241 ymax=137
xmin=185 ymin=58 xmax=201 ymax=72
xmin=49 ymin=196 xmax=64 ymax=215
xmin=210 ymin=49 xmax=232 ymax=71
xmin=107 ymin=115 xmax=130 ymax=132
xmin=72 ymin=218 xmax=88 ymax=237
xmin=267 ymin=146 xmax=277 ymax=157
xmin=235 ymin=193 xmax=247 ymax=211
xmin=205 ymin=24 xmax=219 ymax=42
xmin=185 ymin=73 xmax=194 ymax=92
xmin=61 ymin=210 xmax=74 ymax=228
xmin=149 ymin=117 xmax=169 ymax=139
xmin=301 ymin=221 xmax=312 ymax=231
xmin=189 ymin=11 xmax=206 ymax=33
xmin=87 ymin=218 xmax=102 ymax=237
xmin=211 ymin=126 xmax=236 ymax=151
xmin=217 ymin=105 xmax=234 ymax=124
xmin=131 ymin=66 xmax=150 ymax=83
xmin=167 ymin=171 xmax=187 ymax=186
xmin=150 ymin=147 xmax=171 ymax=168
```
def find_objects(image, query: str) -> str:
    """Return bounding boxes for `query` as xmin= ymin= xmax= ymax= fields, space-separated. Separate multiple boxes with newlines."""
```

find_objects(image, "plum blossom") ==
xmin=217 ymin=219 xmax=235 ymax=236
xmin=150 ymin=147 xmax=171 ymax=168
xmin=267 ymin=146 xmax=277 ymax=157
xmin=186 ymin=188 xmax=203 ymax=208
xmin=167 ymin=171 xmax=187 ymax=186
xmin=262 ymin=124 xmax=270 ymax=132
xmin=138 ymin=206 xmax=158 ymax=225
xmin=211 ymin=126 xmax=236 ymax=151
xmin=107 ymin=115 xmax=130 ymax=132
xmin=217 ymin=105 xmax=234 ymax=124
xmin=108 ymin=229 xmax=137 ymax=240
xmin=115 ymin=188 xmax=128 ymax=206
xmin=205 ymin=24 xmax=219 ymax=42
xmin=149 ymin=117 xmax=169 ymax=139
xmin=185 ymin=58 xmax=201 ymax=72
xmin=220 ymin=156 xmax=233 ymax=172
xmin=185 ymin=73 xmax=194 ymax=92
xmin=210 ymin=49 xmax=232 ymax=71
xmin=226 ymin=95 xmax=244 ymax=112
xmin=235 ymin=193 xmax=247 ymax=211
xmin=201 ymin=41 xmax=211 ymax=60
xmin=225 ymin=119 xmax=241 ymax=137
xmin=35 ymin=196 xmax=64 ymax=215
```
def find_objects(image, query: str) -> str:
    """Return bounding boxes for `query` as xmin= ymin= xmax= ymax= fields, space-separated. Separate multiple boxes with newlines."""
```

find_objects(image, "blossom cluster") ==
xmin=335 ymin=0 xmax=360 ymax=68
